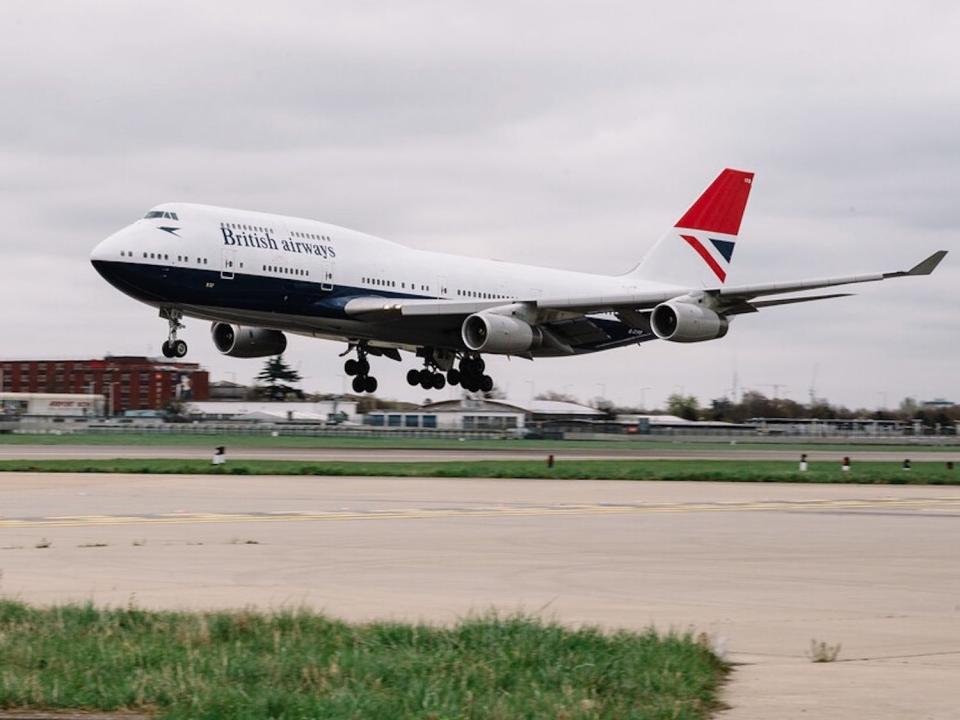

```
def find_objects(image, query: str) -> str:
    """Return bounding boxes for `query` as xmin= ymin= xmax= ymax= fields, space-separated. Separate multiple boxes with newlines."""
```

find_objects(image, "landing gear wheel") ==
xmin=352 ymin=376 xmax=366 ymax=393
xmin=432 ymin=373 xmax=446 ymax=390
xmin=345 ymin=359 xmax=359 ymax=376
xmin=357 ymin=358 xmax=370 ymax=376
xmin=447 ymin=368 xmax=460 ymax=386
xmin=479 ymin=375 xmax=493 ymax=393
xmin=161 ymin=309 xmax=186 ymax=358
xmin=364 ymin=376 xmax=378 ymax=393
xmin=419 ymin=374 xmax=433 ymax=390
xmin=407 ymin=369 xmax=421 ymax=386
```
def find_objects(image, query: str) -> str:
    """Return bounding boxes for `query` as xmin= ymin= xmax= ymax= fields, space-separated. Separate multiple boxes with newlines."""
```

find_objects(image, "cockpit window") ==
xmin=144 ymin=210 xmax=179 ymax=220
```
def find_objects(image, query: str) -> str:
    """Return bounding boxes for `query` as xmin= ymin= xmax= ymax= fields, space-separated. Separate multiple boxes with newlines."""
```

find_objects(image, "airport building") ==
xmin=0 ymin=392 xmax=105 ymax=418
xmin=185 ymin=399 xmax=359 ymax=424
xmin=363 ymin=398 xmax=605 ymax=433
xmin=0 ymin=356 xmax=209 ymax=414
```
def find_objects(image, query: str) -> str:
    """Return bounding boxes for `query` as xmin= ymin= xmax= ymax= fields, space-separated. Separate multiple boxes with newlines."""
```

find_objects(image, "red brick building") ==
xmin=0 ymin=357 xmax=209 ymax=414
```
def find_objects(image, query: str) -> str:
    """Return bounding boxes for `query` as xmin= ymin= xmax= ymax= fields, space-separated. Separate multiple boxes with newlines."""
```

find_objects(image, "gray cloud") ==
xmin=1 ymin=0 xmax=957 ymax=409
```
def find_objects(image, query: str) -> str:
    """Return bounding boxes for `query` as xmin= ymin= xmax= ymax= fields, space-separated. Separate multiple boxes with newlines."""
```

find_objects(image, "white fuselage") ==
xmin=90 ymin=202 xmax=677 ymax=353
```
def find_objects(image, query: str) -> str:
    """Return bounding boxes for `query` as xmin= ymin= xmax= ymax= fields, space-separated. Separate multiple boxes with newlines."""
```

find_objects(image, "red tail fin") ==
xmin=675 ymin=168 xmax=754 ymax=236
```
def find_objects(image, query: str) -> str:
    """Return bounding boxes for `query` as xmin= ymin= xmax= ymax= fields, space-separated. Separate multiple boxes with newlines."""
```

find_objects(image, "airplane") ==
xmin=90 ymin=169 xmax=947 ymax=394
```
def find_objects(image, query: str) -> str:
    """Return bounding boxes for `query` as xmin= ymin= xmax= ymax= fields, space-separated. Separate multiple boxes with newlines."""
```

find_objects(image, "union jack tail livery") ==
xmin=632 ymin=168 xmax=754 ymax=287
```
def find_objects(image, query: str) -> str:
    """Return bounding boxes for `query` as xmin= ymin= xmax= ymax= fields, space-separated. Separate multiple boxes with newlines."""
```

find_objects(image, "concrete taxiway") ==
xmin=0 ymin=472 xmax=956 ymax=719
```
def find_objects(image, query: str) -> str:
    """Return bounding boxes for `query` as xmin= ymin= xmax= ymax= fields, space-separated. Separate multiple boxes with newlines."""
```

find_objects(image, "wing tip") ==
xmin=908 ymin=250 xmax=948 ymax=276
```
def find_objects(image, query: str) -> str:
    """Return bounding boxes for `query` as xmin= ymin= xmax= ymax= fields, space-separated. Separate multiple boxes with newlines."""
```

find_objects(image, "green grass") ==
xmin=0 ymin=458 xmax=956 ymax=484
xmin=0 ymin=601 xmax=724 ymax=719
xmin=0 ymin=431 xmax=957 ymax=453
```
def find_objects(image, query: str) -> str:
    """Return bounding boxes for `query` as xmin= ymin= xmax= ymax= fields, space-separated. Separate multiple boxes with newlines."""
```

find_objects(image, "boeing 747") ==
xmin=90 ymin=169 xmax=946 ymax=393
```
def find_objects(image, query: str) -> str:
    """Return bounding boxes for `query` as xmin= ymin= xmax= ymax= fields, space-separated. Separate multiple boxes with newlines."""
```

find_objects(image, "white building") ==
xmin=0 ymin=392 xmax=105 ymax=418
xmin=363 ymin=398 xmax=605 ymax=432
xmin=185 ymin=399 xmax=359 ymax=423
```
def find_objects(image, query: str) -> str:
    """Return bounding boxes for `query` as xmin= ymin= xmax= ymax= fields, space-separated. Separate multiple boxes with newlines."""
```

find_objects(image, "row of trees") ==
xmin=661 ymin=391 xmax=959 ymax=426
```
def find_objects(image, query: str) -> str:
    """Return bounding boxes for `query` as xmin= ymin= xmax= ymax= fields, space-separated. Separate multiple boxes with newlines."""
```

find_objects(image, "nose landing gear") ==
xmin=160 ymin=309 xmax=188 ymax=358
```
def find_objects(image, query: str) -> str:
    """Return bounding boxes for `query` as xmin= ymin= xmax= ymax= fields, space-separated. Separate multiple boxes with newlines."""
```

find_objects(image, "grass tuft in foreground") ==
xmin=0 ymin=601 xmax=724 ymax=719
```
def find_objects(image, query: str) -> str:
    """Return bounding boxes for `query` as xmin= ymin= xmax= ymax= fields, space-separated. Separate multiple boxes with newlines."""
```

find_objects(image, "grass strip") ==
xmin=1 ymin=432 xmax=957 ymax=453
xmin=0 ymin=458 xmax=957 ymax=484
xmin=0 ymin=601 xmax=724 ymax=720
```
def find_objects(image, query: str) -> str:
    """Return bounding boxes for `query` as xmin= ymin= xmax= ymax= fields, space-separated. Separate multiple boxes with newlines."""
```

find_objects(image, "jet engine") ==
xmin=461 ymin=312 xmax=542 ymax=354
xmin=211 ymin=323 xmax=287 ymax=358
xmin=650 ymin=300 xmax=729 ymax=343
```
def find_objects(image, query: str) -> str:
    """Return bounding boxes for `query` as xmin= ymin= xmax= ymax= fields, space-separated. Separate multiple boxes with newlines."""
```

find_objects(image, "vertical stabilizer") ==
xmin=631 ymin=168 xmax=754 ymax=287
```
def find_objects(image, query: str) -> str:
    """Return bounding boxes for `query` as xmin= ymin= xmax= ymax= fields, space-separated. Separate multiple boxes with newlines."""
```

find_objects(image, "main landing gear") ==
xmin=160 ymin=309 xmax=188 ymax=358
xmin=407 ymin=352 xmax=493 ymax=393
xmin=407 ymin=367 xmax=446 ymax=391
xmin=344 ymin=347 xmax=378 ymax=394
xmin=457 ymin=353 xmax=494 ymax=393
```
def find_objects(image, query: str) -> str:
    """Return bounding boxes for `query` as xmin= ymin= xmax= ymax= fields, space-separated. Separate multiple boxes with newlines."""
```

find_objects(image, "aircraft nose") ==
xmin=90 ymin=237 xmax=111 ymax=263
xmin=91 ymin=225 xmax=136 ymax=265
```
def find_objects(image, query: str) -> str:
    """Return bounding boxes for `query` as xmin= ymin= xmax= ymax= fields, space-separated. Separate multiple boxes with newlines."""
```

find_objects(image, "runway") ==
xmin=2 ymin=443 xmax=959 ymax=462
xmin=0 ymin=472 xmax=957 ymax=719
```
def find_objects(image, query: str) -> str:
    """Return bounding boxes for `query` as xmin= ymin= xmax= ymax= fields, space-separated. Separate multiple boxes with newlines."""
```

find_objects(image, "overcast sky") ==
xmin=2 ymin=1 xmax=957 ymax=409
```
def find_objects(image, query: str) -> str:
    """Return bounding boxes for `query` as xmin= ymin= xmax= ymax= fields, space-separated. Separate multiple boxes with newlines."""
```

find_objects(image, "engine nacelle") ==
xmin=211 ymin=323 xmax=287 ymax=358
xmin=650 ymin=300 xmax=729 ymax=343
xmin=461 ymin=313 xmax=542 ymax=354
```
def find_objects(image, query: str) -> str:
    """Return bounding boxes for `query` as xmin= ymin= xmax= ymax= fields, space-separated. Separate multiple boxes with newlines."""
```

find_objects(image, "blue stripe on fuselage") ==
xmin=90 ymin=259 xmax=416 ymax=318
xmin=90 ymin=259 xmax=652 ymax=353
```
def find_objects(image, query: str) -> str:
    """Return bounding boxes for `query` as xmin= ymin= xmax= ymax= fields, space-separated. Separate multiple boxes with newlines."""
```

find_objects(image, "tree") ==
xmin=666 ymin=393 xmax=700 ymax=421
xmin=708 ymin=397 xmax=734 ymax=422
xmin=482 ymin=383 xmax=507 ymax=400
xmin=535 ymin=391 xmax=579 ymax=403
xmin=591 ymin=397 xmax=618 ymax=418
xmin=255 ymin=355 xmax=303 ymax=401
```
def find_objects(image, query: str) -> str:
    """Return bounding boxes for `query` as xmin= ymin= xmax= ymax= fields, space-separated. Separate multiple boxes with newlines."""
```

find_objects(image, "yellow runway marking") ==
xmin=1 ymin=496 xmax=959 ymax=529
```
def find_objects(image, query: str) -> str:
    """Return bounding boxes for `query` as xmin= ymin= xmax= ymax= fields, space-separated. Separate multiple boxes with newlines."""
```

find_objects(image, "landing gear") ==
xmin=343 ymin=346 xmax=377 ymax=393
xmin=406 ymin=368 xmax=445 ymax=390
xmin=162 ymin=339 xmax=188 ymax=359
xmin=407 ymin=348 xmax=452 ymax=391
xmin=458 ymin=353 xmax=493 ymax=393
xmin=407 ymin=350 xmax=493 ymax=394
xmin=352 ymin=375 xmax=377 ymax=393
xmin=160 ymin=309 xmax=187 ymax=358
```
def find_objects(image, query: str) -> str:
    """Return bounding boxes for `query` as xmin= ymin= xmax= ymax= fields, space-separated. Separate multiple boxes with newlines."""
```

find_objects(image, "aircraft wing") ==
xmin=343 ymin=251 xmax=947 ymax=336
xmin=528 ymin=251 xmax=948 ymax=314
